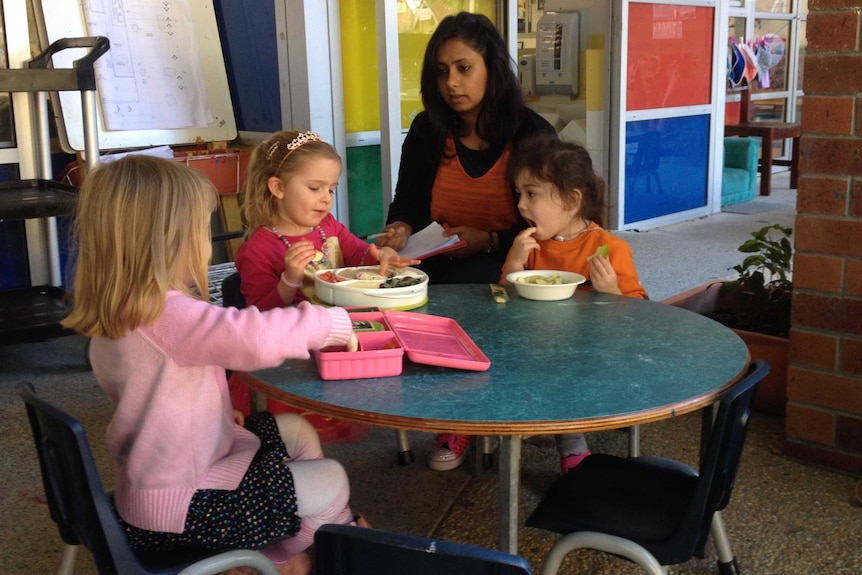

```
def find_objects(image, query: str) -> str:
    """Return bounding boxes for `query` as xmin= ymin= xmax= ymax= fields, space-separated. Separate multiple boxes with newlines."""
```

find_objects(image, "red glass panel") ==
xmin=627 ymin=4 xmax=715 ymax=110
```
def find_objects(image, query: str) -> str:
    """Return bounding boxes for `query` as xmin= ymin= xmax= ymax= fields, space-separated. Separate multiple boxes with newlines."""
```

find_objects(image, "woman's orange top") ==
xmin=430 ymin=137 xmax=518 ymax=232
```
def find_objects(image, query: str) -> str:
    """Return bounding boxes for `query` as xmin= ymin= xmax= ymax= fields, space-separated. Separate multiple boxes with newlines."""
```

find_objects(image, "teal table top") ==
xmin=243 ymin=284 xmax=750 ymax=435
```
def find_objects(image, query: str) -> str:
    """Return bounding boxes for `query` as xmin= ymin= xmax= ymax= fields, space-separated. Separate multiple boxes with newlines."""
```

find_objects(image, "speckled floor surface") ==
xmin=4 ymin=174 xmax=859 ymax=574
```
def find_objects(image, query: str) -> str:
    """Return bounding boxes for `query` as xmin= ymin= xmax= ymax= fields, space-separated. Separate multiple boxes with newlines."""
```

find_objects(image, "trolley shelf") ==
xmin=0 ymin=179 xmax=78 ymax=221
xmin=0 ymin=36 xmax=107 ymax=346
xmin=0 ymin=286 xmax=74 ymax=345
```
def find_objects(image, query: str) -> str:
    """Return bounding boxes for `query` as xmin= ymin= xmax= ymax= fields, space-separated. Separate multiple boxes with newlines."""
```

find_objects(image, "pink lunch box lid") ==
xmin=383 ymin=311 xmax=491 ymax=372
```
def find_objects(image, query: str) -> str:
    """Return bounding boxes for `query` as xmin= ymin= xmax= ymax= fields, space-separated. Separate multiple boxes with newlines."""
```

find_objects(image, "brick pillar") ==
xmin=785 ymin=1 xmax=862 ymax=476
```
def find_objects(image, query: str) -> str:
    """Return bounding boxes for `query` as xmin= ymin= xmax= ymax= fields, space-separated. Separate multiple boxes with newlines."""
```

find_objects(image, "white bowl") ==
xmin=314 ymin=266 xmax=429 ymax=310
xmin=505 ymin=270 xmax=587 ymax=301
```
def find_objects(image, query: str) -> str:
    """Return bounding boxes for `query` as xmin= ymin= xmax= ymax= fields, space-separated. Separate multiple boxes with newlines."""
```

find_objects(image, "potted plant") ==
xmin=662 ymin=224 xmax=792 ymax=415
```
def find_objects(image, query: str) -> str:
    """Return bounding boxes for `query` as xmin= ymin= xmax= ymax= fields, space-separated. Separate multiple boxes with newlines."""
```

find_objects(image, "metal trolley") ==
xmin=0 ymin=37 xmax=108 ymax=345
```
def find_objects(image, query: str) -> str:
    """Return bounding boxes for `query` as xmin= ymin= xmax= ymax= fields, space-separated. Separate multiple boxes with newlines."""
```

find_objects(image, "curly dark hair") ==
xmin=507 ymin=134 xmax=609 ymax=227
xmin=420 ymin=12 xmax=524 ymax=160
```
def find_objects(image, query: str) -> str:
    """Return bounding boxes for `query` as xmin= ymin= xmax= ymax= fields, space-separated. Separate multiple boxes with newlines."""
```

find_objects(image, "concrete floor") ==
xmin=3 ymin=171 xmax=860 ymax=574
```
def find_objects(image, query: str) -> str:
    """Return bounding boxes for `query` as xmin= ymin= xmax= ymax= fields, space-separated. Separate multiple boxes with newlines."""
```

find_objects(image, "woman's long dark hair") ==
xmin=420 ymin=12 xmax=524 ymax=160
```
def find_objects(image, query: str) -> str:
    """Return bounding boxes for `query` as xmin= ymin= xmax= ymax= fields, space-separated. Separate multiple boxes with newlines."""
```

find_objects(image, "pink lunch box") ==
xmin=313 ymin=309 xmax=491 ymax=380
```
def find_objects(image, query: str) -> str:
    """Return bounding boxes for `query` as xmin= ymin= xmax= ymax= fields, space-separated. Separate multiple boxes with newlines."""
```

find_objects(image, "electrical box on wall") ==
xmin=535 ymin=10 xmax=580 ymax=97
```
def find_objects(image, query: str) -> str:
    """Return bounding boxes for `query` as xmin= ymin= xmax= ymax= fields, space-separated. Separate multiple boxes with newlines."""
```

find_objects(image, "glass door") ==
xmin=726 ymin=0 xmax=806 ymax=160
xmin=612 ymin=1 xmax=724 ymax=230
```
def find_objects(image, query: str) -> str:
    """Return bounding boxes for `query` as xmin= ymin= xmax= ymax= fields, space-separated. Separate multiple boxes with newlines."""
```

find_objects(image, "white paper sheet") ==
xmin=398 ymin=222 xmax=463 ymax=260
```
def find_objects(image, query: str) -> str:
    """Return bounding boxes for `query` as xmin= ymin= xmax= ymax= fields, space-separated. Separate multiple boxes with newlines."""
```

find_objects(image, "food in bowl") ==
xmin=516 ymin=273 xmax=564 ymax=285
xmin=354 ymin=270 xmax=388 ymax=280
xmin=336 ymin=266 xmax=398 ymax=281
xmin=505 ymin=270 xmax=586 ymax=301
xmin=380 ymin=276 xmax=423 ymax=288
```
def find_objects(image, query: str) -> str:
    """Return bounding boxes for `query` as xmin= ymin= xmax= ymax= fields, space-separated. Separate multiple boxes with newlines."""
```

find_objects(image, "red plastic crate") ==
xmin=175 ymin=149 xmax=242 ymax=194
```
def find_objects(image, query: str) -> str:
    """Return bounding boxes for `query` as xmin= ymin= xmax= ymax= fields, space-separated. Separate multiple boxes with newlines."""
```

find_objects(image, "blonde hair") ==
xmin=242 ymin=130 xmax=341 ymax=229
xmin=62 ymin=155 xmax=217 ymax=339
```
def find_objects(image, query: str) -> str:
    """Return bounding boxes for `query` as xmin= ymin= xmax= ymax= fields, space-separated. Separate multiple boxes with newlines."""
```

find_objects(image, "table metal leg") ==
xmin=396 ymin=429 xmax=414 ymax=465
xmin=628 ymin=425 xmax=641 ymax=457
xmin=498 ymin=435 xmax=522 ymax=554
xmin=249 ymin=388 xmax=267 ymax=414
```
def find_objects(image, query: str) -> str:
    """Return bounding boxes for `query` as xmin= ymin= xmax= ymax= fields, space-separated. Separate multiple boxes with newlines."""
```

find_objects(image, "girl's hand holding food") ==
xmin=345 ymin=330 xmax=359 ymax=352
xmin=282 ymin=239 xmax=316 ymax=285
xmin=588 ymin=254 xmax=622 ymax=295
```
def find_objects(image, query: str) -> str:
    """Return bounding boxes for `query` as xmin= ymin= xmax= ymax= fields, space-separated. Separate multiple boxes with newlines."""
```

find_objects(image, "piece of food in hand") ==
xmin=586 ymin=245 xmax=610 ymax=263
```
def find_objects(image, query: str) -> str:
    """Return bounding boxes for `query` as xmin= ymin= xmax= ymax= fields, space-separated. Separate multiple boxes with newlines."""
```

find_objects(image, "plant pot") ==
xmin=662 ymin=280 xmax=788 ymax=416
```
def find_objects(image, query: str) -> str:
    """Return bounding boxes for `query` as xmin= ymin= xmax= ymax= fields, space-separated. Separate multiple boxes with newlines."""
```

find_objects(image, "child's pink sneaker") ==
xmin=428 ymin=434 xmax=469 ymax=471
xmin=560 ymin=451 xmax=591 ymax=474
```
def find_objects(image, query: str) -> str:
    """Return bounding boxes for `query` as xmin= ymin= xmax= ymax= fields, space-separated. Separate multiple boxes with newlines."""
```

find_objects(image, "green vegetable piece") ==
xmin=586 ymin=244 xmax=609 ymax=262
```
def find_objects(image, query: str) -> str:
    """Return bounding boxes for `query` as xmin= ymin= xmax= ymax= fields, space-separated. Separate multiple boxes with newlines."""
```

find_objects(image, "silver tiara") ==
xmin=286 ymin=131 xmax=323 ymax=152
xmin=266 ymin=131 xmax=325 ymax=161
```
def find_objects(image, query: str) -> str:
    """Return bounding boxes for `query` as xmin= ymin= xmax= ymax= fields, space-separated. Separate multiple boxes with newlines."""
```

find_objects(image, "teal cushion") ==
xmin=722 ymin=168 xmax=755 ymax=206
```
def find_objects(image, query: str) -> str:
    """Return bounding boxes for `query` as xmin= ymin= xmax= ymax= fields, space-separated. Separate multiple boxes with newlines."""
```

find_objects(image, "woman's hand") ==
xmin=501 ymin=227 xmax=539 ymax=280
xmin=589 ymin=255 xmax=622 ymax=295
xmin=442 ymin=225 xmax=491 ymax=258
xmin=282 ymin=239 xmax=316 ymax=285
xmin=374 ymin=221 xmax=412 ymax=251
xmin=376 ymin=246 xmax=421 ymax=275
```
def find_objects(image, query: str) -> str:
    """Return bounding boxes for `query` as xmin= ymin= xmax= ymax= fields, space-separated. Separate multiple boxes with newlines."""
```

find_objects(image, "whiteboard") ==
xmin=36 ymin=0 xmax=236 ymax=152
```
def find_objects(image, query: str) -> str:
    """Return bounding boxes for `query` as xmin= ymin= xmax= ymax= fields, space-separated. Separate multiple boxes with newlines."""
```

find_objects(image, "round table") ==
xmin=239 ymin=284 xmax=750 ymax=552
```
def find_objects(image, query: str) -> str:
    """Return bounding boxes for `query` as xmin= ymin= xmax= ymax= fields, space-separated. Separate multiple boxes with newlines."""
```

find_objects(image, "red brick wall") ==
xmin=786 ymin=0 xmax=862 ymax=476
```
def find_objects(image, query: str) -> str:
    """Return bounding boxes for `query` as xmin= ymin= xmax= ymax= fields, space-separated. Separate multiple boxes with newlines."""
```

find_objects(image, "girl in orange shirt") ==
xmin=502 ymin=135 xmax=647 ymax=473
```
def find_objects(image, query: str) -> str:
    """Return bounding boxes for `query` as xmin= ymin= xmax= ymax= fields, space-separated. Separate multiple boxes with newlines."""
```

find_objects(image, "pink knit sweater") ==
xmin=89 ymin=291 xmax=353 ymax=533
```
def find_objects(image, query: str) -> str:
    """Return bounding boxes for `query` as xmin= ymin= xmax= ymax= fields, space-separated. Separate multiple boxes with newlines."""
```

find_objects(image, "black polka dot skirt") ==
xmin=120 ymin=412 xmax=301 ymax=552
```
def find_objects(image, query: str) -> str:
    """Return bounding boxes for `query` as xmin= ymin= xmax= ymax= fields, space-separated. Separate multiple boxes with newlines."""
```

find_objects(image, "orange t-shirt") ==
xmin=502 ymin=223 xmax=647 ymax=299
xmin=430 ymin=138 xmax=518 ymax=232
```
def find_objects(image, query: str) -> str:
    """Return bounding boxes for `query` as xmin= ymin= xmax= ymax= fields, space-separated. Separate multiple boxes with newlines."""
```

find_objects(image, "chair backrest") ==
xmin=313 ymin=524 xmax=533 ymax=575
xmin=221 ymin=271 xmax=246 ymax=309
xmin=16 ymin=381 xmax=148 ymax=574
xmin=16 ymin=382 xmax=253 ymax=575
xmin=686 ymin=360 xmax=770 ymax=551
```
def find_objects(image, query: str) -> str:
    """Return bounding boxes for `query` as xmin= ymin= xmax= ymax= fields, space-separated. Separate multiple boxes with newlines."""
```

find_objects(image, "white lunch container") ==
xmin=313 ymin=266 xmax=429 ymax=310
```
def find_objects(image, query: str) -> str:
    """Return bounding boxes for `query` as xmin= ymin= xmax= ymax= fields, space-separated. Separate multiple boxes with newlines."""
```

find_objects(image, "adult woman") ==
xmin=375 ymin=11 xmax=557 ymax=286
xmin=375 ymin=12 xmax=557 ymax=472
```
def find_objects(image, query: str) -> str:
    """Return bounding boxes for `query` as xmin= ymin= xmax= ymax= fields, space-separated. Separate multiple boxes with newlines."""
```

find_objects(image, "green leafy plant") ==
xmin=713 ymin=224 xmax=793 ymax=337
xmin=728 ymin=224 xmax=793 ymax=299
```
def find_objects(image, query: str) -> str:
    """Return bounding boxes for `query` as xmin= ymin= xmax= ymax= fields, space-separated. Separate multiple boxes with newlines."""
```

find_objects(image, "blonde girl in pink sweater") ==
xmin=62 ymin=155 xmax=365 ymax=575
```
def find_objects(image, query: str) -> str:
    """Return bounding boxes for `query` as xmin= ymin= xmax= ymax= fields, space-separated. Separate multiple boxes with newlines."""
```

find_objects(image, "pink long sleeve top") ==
xmin=89 ymin=291 xmax=352 ymax=533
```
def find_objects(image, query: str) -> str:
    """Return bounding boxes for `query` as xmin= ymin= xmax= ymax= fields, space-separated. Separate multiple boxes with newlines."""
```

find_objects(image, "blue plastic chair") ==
xmin=526 ymin=360 xmax=769 ymax=575
xmin=313 ymin=523 xmax=533 ymax=574
xmin=16 ymin=382 xmax=279 ymax=575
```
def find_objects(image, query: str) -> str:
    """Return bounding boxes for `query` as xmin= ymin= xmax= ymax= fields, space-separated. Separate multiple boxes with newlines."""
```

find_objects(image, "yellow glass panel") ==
xmin=340 ymin=1 xmax=501 ymax=133
xmin=340 ymin=1 xmax=381 ymax=133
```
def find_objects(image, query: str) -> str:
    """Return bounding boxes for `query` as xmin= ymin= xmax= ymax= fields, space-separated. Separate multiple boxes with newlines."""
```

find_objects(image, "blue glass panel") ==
xmin=624 ymin=115 xmax=709 ymax=224
xmin=213 ymin=0 xmax=281 ymax=132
